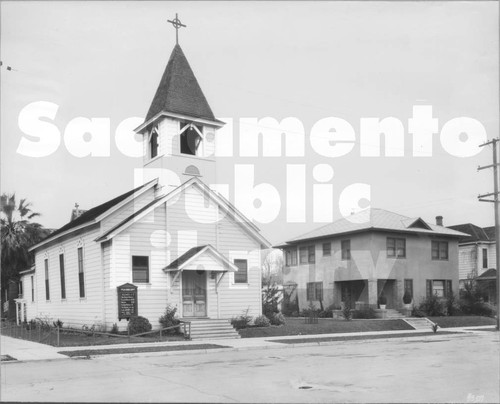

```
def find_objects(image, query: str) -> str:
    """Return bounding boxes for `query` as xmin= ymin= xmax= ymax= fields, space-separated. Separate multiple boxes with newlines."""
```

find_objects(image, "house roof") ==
xmin=277 ymin=208 xmax=469 ymax=247
xmin=145 ymin=44 xmax=220 ymax=124
xmin=477 ymin=268 xmax=497 ymax=280
xmin=30 ymin=180 xmax=157 ymax=251
xmin=163 ymin=244 xmax=238 ymax=272
xmin=447 ymin=223 xmax=494 ymax=243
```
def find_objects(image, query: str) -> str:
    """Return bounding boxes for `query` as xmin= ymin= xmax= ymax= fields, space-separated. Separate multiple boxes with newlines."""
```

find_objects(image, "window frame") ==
xmin=59 ymin=253 xmax=66 ymax=299
xmin=234 ymin=259 xmax=248 ymax=284
xmin=404 ymin=278 xmax=413 ymax=300
xmin=299 ymin=247 xmax=308 ymax=264
xmin=431 ymin=241 xmax=449 ymax=260
xmin=132 ymin=255 xmax=150 ymax=284
xmin=180 ymin=121 xmax=204 ymax=156
xmin=306 ymin=281 xmax=323 ymax=301
xmin=44 ymin=258 xmax=50 ymax=301
xmin=77 ymin=247 xmax=85 ymax=298
xmin=387 ymin=237 xmax=406 ymax=258
xmin=31 ymin=275 xmax=34 ymax=302
xmin=322 ymin=242 xmax=331 ymax=257
xmin=308 ymin=246 xmax=315 ymax=264
xmin=149 ymin=128 xmax=159 ymax=159
xmin=482 ymin=248 xmax=488 ymax=268
xmin=341 ymin=240 xmax=351 ymax=260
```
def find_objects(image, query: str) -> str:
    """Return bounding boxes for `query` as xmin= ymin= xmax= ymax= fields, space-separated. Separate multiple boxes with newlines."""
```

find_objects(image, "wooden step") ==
xmin=402 ymin=317 xmax=436 ymax=330
xmin=181 ymin=319 xmax=240 ymax=340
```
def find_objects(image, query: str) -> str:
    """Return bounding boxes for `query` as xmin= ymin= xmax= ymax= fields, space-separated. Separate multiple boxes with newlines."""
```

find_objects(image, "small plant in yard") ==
xmin=159 ymin=304 xmax=181 ymax=334
xmin=378 ymin=294 xmax=387 ymax=307
xmin=253 ymin=315 xmax=271 ymax=327
xmin=269 ymin=312 xmax=286 ymax=326
xmin=417 ymin=294 xmax=446 ymax=316
xmin=431 ymin=323 xmax=439 ymax=333
xmin=342 ymin=303 xmax=352 ymax=321
xmin=231 ymin=308 xmax=253 ymax=330
xmin=128 ymin=315 xmax=152 ymax=335
xmin=110 ymin=323 xmax=119 ymax=334
xmin=403 ymin=290 xmax=412 ymax=305
xmin=52 ymin=319 xmax=64 ymax=328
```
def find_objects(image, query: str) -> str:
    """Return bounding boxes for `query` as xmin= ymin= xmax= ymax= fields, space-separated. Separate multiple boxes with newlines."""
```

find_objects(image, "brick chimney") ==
xmin=436 ymin=215 xmax=443 ymax=226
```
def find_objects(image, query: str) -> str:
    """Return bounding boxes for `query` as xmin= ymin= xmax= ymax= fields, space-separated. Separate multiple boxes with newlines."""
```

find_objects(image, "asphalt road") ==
xmin=1 ymin=331 xmax=498 ymax=403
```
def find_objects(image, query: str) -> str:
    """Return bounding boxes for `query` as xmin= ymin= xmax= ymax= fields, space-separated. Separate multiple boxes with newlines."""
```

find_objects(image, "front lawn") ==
xmin=238 ymin=318 xmax=413 ymax=338
xmin=54 ymin=330 xmax=186 ymax=347
xmin=427 ymin=316 xmax=497 ymax=328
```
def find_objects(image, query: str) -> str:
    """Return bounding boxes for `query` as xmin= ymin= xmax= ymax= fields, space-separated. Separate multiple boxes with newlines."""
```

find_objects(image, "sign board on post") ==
xmin=117 ymin=283 xmax=138 ymax=321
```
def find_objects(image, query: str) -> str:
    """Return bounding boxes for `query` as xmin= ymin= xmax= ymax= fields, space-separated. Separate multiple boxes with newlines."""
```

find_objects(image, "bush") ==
xmin=52 ymin=319 xmax=64 ymax=328
xmin=231 ymin=308 xmax=253 ymax=330
xmin=318 ymin=304 xmax=335 ymax=318
xmin=254 ymin=315 xmax=271 ymax=327
xmin=342 ymin=304 xmax=352 ymax=321
xmin=300 ymin=301 xmax=320 ymax=317
xmin=269 ymin=312 xmax=286 ymax=326
xmin=403 ymin=290 xmax=412 ymax=305
xmin=110 ymin=323 xmax=119 ymax=334
xmin=353 ymin=308 xmax=377 ymax=319
xmin=159 ymin=305 xmax=181 ymax=334
xmin=471 ymin=302 xmax=497 ymax=317
xmin=378 ymin=294 xmax=387 ymax=306
xmin=411 ymin=306 xmax=427 ymax=318
xmin=446 ymin=293 xmax=458 ymax=316
xmin=417 ymin=294 xmax=446 ymax=316
xmin=128 ymin=315 xmax=152 ymax=335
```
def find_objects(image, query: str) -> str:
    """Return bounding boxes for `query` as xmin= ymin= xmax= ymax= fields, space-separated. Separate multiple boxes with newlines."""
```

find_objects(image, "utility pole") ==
xmin=478 ymin=137 xmax=500 ymax=331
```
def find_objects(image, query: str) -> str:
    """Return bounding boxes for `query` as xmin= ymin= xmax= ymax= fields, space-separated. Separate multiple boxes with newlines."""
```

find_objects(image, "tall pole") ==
xmin=478 ymin=138 xmax=500 ymax=331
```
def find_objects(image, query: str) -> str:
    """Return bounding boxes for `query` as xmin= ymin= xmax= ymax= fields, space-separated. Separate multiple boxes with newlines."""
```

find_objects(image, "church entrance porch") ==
xmin=182 ymin=271 xmax=207 ymax=317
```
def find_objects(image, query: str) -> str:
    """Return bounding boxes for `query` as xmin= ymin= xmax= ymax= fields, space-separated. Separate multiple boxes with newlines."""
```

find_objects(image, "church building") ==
xmin=19 ymin=17 xmax=271 ymax=335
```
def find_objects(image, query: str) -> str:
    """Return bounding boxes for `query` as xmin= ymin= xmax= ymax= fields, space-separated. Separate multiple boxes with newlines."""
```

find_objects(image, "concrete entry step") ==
xmin=181 ymin=318 xmax=241 ymax=340
xmin=402 ymin=317 xmax=436 ymax=330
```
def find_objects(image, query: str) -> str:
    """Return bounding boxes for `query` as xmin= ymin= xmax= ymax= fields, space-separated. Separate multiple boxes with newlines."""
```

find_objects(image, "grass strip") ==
xmin=59 ymin=343 xmax=229 ymax=357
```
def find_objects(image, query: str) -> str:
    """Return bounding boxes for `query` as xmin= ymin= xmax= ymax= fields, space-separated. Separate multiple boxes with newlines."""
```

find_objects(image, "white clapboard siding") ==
xmin=158 ymin=118 xmax=179 ymax=157
xmin=101 ymin=187 xmax=156 ymax=234
xmin=31 ymin=227 xmax=105 ymax=328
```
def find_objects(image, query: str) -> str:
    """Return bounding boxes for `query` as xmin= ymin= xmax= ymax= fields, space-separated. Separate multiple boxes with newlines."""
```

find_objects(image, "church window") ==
xmin=180 ymin=121 xmax=203 ymax=156
xmin=78 ymin=247 xmax=85 ymax=298
xmin=149 ymin=128 xmax=158 ymax=159
xmin=132 ymin=256 xmax=149 ymax=283
xmin=234 ymin=259 xmax=248 ymax=283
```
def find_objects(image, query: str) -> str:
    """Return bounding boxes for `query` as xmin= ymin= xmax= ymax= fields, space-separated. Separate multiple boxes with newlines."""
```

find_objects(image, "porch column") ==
xmin=396 ymin=279 xmax=404 ymax=309
xmin=368 ymin=280 xmax=378 ymax=308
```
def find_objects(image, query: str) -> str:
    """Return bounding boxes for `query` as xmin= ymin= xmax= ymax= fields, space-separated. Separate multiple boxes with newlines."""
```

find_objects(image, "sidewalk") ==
xmin=1 ymin=325 xmax=496 ymax=363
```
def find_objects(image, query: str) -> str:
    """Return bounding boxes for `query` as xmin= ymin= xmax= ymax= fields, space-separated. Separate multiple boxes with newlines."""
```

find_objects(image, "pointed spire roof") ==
xmin=145 ymin=44 xmax=219 ymax=123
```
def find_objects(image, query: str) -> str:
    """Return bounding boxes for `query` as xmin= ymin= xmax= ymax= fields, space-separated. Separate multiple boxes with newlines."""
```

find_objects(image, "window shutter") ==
xmin=426 ymin=280 xmax=432 ymax=298
xmin=445 ymin=280 xmax=452 ymax=298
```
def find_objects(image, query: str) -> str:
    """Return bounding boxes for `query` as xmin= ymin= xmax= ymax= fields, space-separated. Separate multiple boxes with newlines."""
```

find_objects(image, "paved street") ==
xmin=1 ymin=331 xmax=499 ymax=403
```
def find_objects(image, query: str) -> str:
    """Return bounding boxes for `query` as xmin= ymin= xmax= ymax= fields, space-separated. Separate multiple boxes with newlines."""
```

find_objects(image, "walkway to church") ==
xmin=1 ymin=325 xmax=495 ymax=363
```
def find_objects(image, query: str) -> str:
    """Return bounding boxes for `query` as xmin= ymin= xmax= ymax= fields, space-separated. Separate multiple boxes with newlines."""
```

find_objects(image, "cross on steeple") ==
xmin=167 ymin=13 xmax=186 ymax=45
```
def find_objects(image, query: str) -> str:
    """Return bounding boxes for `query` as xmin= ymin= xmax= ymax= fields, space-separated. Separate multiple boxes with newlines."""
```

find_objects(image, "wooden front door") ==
xmin=182 ymin=271 xmax=207 ymax=317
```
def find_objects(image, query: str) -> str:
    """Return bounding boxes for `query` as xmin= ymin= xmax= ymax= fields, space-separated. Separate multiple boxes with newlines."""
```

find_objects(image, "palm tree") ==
xmin=1 ymin=193 xmax=50 ymax=286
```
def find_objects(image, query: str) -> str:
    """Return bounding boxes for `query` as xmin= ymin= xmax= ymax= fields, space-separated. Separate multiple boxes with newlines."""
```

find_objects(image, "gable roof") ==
xmin=163 ymin=245 xmax=238 ymax=272
xmin=144 ymin=44 xmax=221 ymax=125
xmin=95 ymin=177 xmax=272 ymax=248
xmin=29 ymin=179 xmax=158 ymax=251
xmin=447 ymin=223 xmax=494 ymax=243
xmin=277 ymin=208 xmax=468 ymax=246
xmin=477 ymin=268 xmax=497 ymax=280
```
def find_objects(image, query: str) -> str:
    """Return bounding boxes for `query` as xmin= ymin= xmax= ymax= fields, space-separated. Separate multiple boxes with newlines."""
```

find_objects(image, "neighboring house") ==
xmin=276 ymin=209 xmax=467 ymax=311
xmin=18 ymin=42 xmax=270 ymax=330
xmin=447 ymin=223 xmax=497 ymax=304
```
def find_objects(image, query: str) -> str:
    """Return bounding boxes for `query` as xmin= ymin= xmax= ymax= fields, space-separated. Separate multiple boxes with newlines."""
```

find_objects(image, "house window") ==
xmin=234 ymin=259 xmax=248 ymax=283
xmin=149 ymin=128 xmax=158 ymax=159
xmin=387 ymin=238 xmax=406 ymax=258
xmin=431 ymin=241 xmax=448 ymax=260
xmin=404 ymin=279 xmax=413 ymax=299
xmin=44 ymin=258 xmax=50 ymax=301
xmin=341 ymin=240 xmax=351 ymax=260
xmin=132 ymin=256 xmax=149 ymax=283
xmin=322 ymin=242 xmax=331 ymax=256
xmin=19 ymin=280 xmax=23 ymax=299
xmin=285 ymin=249 xmax=298 ymax=266
xmin=59 ymin=254 xmax=66 ymax=299
xmin=78 ymin=247 xmax=85 ymax=297
xmin=299 ymin=247 xmax=308 ymax=264
xmin=306 ymin=282 xmax=323 ymax=301
xmin=180 ymin=122 xmax=203 ymax=156
xmin=31 ymin=276 xmax=34 ymax=302
xmin=482 ymin=248 xmax=488 ymax=268
xmin=308 ymin=246 xmax=315 ymax=264
xmin=426 ymin=279 xmax=452 ymax=298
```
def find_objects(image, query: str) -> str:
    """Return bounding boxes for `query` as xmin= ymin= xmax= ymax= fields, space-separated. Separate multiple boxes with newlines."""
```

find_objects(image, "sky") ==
xmin=1 ymin=1 xmax=499 ymax=245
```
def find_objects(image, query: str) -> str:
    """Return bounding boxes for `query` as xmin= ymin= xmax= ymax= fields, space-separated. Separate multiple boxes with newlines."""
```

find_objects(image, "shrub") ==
xmin=403 ymin=290 xmax=412 ymax=305
xmin=128 ymin=315 xmax=152 ymax=335
xmin=446 ymin=293 xmax=458 ymax=316
xmin=270 ymin=312 xmax=286 ymax=326
xmin=417 ymin=294 xmax=446 ymax=316
xmin=353 ymin=308 xmax=377 ymax=319
xmin=52 ymin=319 xmax=64 ymax=328
xmin=159 ymin=305 xmax=181 ymax=334
xmin=254 ymin=315 xmax=271 ymax=327
xmin=110 ymin=323 xmax=119 ymax=334
xmin=262 ymin=282 xmax=281 ymax=319
xmin=411 ymin=306 xmax=427 ymax=318
xmin=300 ymin=301 xmax=320 ymax=317
xmin=318 ymin=304 xmax=335 ymax=318
xmin=342 ymin=304 xmax=352 ymax=321
xmin=231 ymin=308 xmax=253 ymax=330
xmin=378 ymin=294 xmax=387 ymax=306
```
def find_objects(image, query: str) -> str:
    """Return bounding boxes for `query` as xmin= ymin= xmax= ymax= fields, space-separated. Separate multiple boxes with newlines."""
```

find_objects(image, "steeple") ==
xmin=145 ymin=44 xmax=219 ymax=123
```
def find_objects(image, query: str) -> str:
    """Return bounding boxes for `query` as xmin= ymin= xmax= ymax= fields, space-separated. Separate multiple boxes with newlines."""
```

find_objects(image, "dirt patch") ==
xmin=59 ymin=344 xmax=229 ymax=357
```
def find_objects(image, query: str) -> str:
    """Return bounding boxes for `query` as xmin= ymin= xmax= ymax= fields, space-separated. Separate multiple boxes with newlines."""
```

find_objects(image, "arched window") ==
xmin=149 ymin=128 xmax=158 ymax=159
xmin=184 ymin=165 xmax=201 ymax=176
xmin=180 ymin=122 xmax=203 ymax=156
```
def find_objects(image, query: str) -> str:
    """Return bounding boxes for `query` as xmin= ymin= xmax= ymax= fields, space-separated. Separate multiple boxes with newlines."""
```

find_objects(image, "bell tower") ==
xmin=134 ymin=15 xmax=224 ymax=194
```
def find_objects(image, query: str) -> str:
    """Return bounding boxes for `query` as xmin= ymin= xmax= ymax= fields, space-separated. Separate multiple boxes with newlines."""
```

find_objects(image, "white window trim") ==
xmin=179 ymin=122 xmax=205 ymax=157
xmin=131 ymin=254 xmax=151 ymax=285
xmin=228 ymin=251 xmax=250 ymax=289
